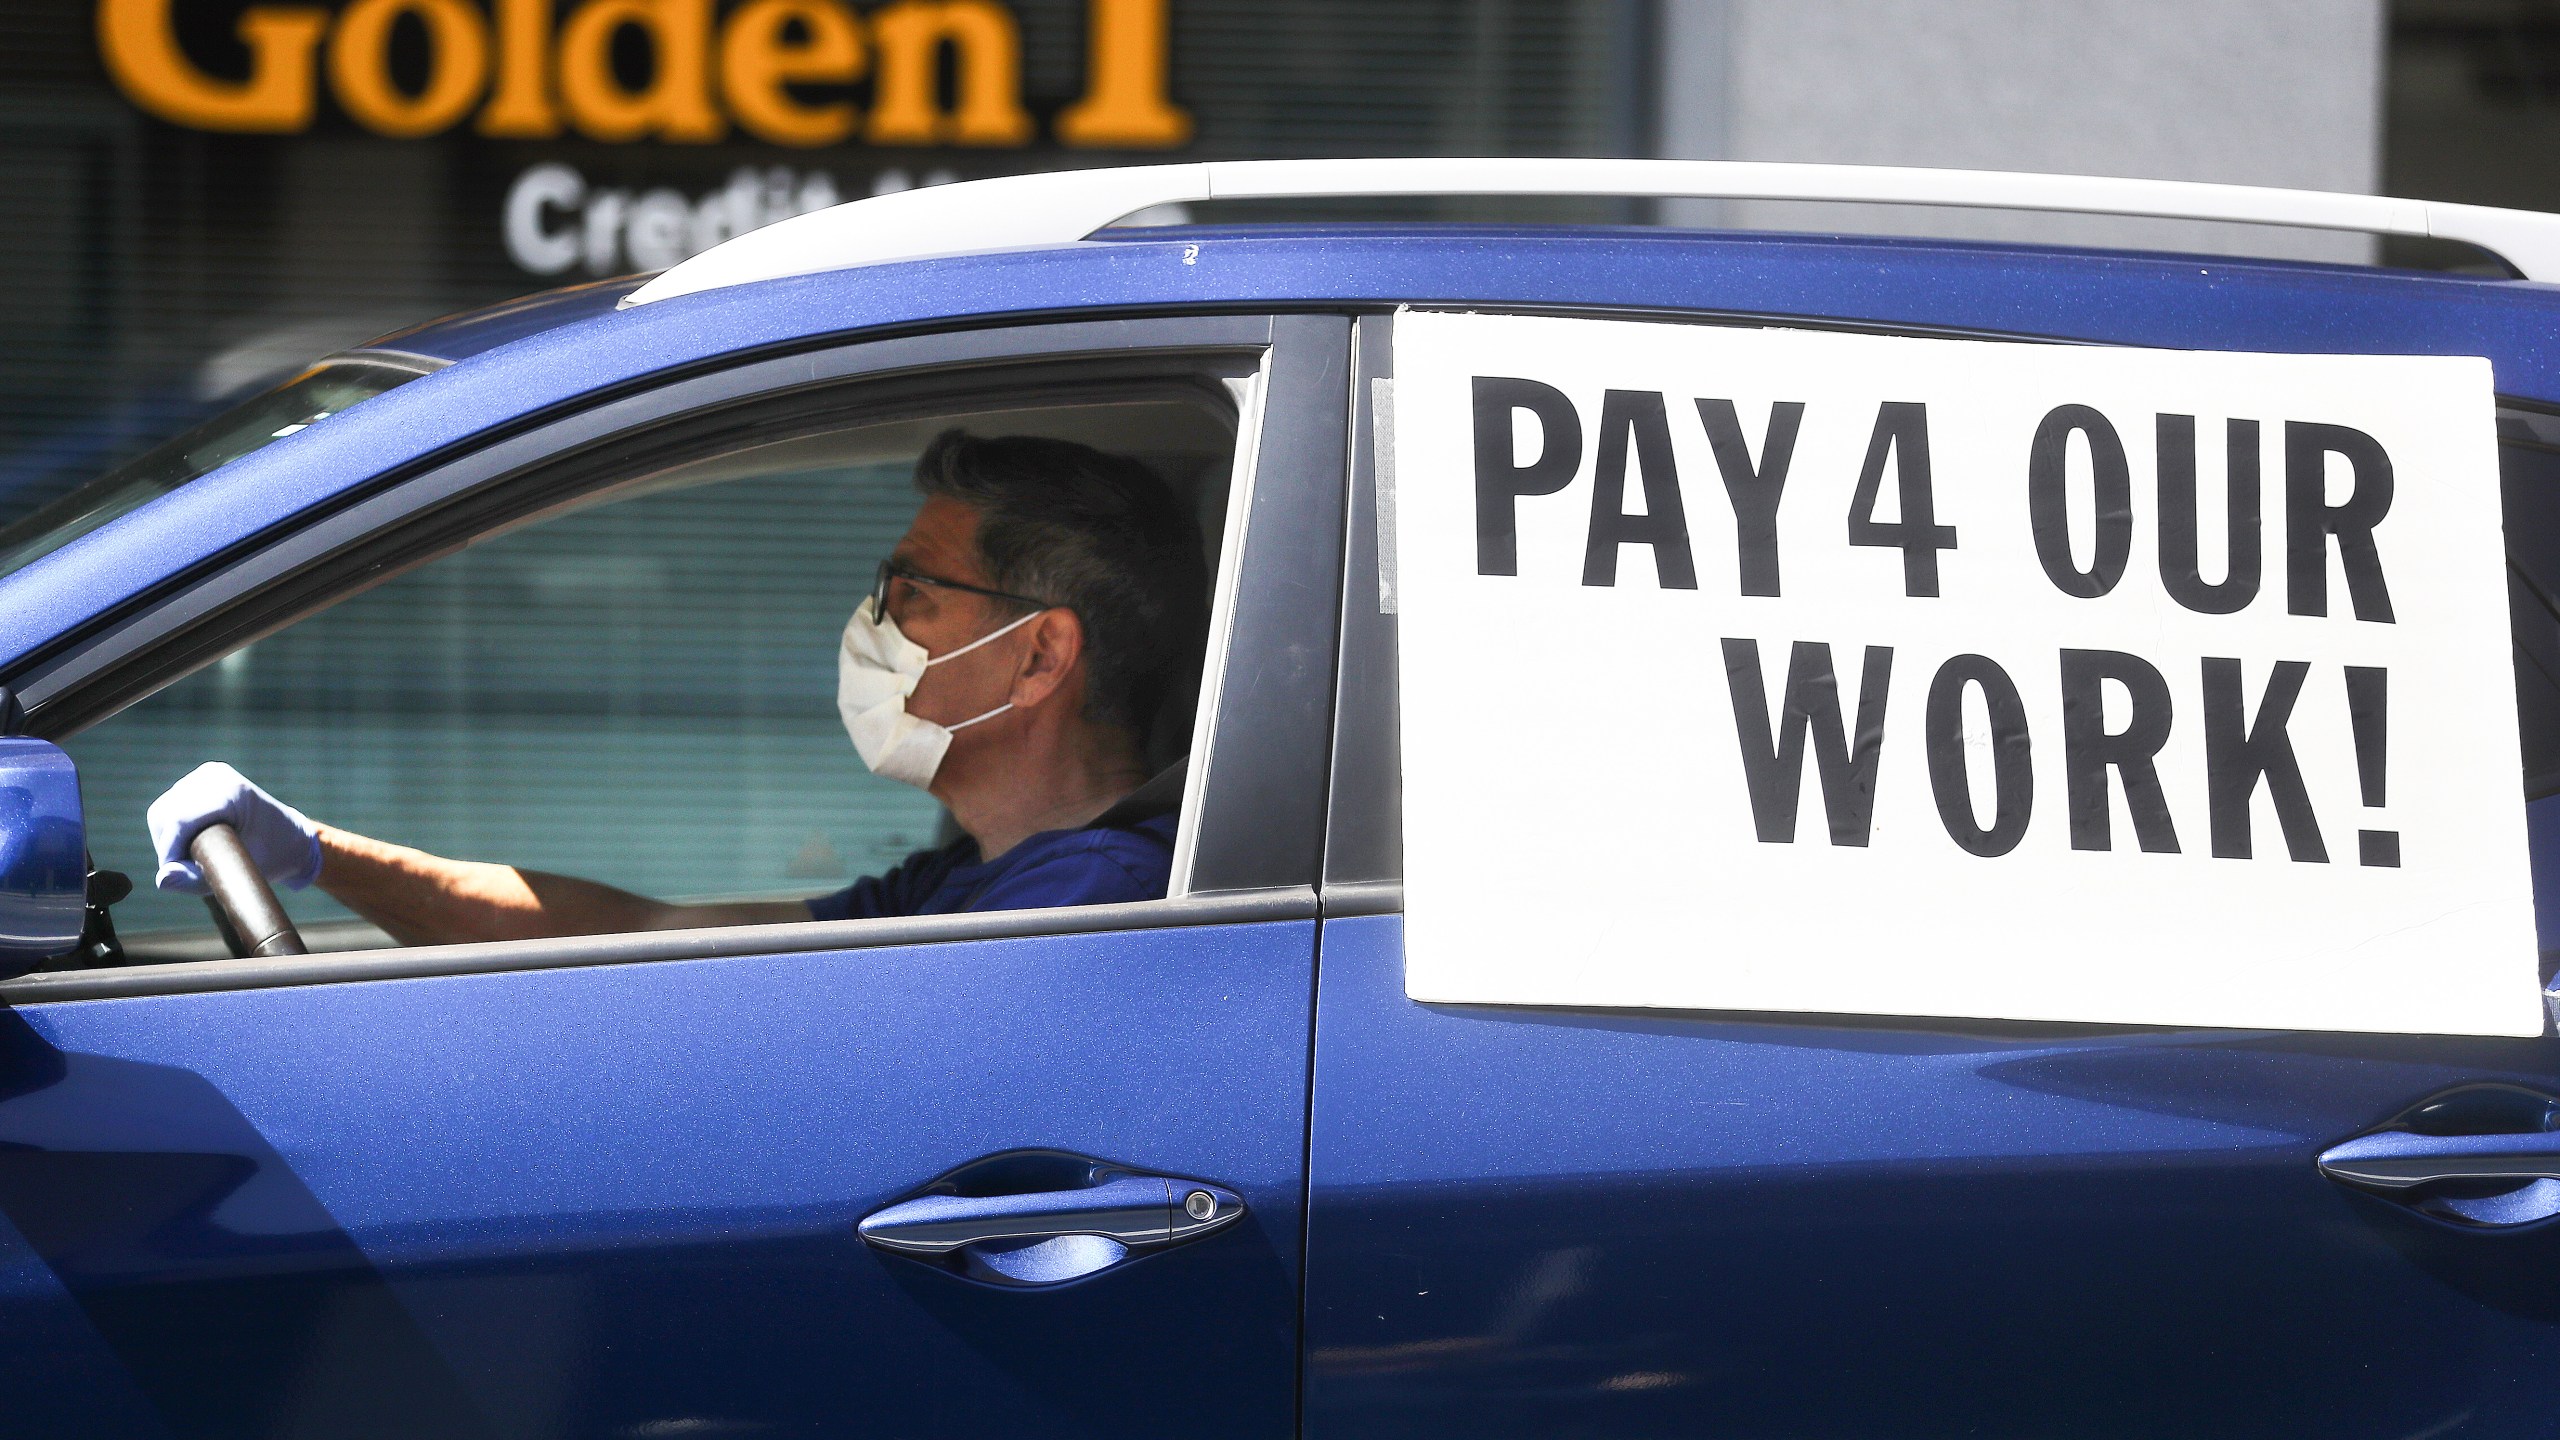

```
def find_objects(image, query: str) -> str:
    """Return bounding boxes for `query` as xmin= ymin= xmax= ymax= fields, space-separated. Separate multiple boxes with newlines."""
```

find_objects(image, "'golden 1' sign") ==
xmin=97 ymin=0 xmax=1189 ymax=148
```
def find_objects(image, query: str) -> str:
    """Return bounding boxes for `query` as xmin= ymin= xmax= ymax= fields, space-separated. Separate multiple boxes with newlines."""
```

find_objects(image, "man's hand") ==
xmin=146 ymin=762 xmax=323 ymax=895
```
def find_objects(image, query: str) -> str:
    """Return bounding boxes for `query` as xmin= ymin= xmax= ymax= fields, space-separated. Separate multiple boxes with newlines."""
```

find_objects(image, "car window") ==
xmin=2501 ymin=416 xmax=2560 ymax=800
xmin=66 ymin=391 xmax=1238 ymax=961
xmin=2492 ymin=415 xmax=2560 ymax=969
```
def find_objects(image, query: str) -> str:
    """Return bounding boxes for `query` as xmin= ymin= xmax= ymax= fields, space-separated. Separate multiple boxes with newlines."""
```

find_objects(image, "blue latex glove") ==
xmin=146 ymin=762 xmax=323 ymax=895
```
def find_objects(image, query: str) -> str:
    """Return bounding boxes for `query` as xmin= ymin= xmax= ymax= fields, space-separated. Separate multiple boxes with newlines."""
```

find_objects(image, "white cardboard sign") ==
xmin=1391 ymin=310 xmax=2542 ymax=1036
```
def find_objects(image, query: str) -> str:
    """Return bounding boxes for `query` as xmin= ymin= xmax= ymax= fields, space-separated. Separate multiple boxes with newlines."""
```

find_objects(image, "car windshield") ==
xmin=0 ymin=359 xmax=430 ymax=582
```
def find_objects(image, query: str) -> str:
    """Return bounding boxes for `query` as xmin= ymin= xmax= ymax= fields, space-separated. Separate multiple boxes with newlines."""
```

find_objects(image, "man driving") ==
xmin=143 ymin=430 xmax=1210 ymax=946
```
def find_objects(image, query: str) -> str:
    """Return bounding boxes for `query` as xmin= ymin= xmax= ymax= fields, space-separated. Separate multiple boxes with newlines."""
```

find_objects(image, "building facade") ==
xmin=1 ymin=0 xmax=2552 ymax=525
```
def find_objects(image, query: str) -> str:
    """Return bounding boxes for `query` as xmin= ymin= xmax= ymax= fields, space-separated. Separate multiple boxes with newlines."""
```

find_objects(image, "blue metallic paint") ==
xmin=0 ymin=738 xmax=85 ymax=967
xmin=0 ymin=919 xmax=1314 ymax=1437
xmin=1305 ymin=914 xmax=2560 ymax=1437
xmin=9 ymin=228 xmax=2560 ymax=676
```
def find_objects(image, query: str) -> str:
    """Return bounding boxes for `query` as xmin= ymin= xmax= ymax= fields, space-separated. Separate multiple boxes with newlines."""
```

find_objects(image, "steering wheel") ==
xmin=189 ymin=822 xmax=309 ymax=958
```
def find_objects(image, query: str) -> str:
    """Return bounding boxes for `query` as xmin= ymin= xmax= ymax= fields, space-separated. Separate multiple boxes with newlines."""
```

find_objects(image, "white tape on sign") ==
xmin=1392 ymin=310 xmax=2540 ymax=1036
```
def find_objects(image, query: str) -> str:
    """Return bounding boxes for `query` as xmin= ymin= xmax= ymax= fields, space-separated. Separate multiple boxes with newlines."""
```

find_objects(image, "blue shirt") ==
xmin=804 ymin=813 xmax=1179 ymax=922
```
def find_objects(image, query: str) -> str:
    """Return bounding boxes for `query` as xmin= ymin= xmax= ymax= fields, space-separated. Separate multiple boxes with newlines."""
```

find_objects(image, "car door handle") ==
xmin=859 ymin=1174 xmax=1244 ymax=1256
xmin=2317 ymin=1129 xmax=2560 ymax=1192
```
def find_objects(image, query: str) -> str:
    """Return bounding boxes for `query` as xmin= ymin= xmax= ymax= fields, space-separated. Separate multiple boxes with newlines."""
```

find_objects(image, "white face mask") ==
xmin=837 ymin=595 xmax=1045 ymax=788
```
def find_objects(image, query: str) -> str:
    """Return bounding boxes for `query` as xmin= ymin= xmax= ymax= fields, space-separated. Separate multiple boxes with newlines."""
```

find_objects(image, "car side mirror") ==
xmin=0 ymin=736 xmax=87 ymax=976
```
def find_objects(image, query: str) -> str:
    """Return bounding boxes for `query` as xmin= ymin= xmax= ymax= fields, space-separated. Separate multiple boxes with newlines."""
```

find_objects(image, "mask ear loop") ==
xmin=921 ymin=608 xmax=1046 ymax=736
xmin=945 ymin=701 xmax=1015 ymax=732
xmin=922 ymin=607 xmax=1047 ymax=669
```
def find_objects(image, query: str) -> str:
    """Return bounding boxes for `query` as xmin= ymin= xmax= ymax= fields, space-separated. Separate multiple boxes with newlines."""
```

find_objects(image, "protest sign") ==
xmin=1392 ymin=310 xmax=2541 ymax=1034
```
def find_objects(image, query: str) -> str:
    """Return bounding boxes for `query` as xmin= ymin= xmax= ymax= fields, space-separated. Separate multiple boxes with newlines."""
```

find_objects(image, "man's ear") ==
xmin=1007 ymin=609 xmax=1086 ymax=712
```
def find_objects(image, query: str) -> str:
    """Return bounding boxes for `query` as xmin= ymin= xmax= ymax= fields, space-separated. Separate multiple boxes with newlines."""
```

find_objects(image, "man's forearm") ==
xmin=314 ymin=826 xmax=676 ymax=946
xmin=312 ymin=827 xmax=812 ymax=945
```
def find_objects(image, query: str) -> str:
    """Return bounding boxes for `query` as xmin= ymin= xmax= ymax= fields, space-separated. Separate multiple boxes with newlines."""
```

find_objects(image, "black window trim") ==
xmin=3 ymin=312 xmax=1351 ymax=1004
xmin=1176 ymin=313 xmax=1351 ymax=896
xmin=1320 ymin=313 xmax=1402 ymax=906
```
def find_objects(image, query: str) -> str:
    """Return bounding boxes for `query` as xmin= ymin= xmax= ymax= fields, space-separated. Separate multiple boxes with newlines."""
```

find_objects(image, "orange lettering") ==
xmin=1056 ymin=0 xmax=1188 ymax=148
xmin=865 ymin=0 xmax=1032 ymax=147
xmin=559 ymin=0 xmax=725 ymax=143
xmin=97 ymin=0 xmax=1137 ymax=151
xmin=479 ymin=0 xmax=561 ymax=137
xmin=328 ymin=0 xmax=490 ymax=137
xmin=720 ymin=0 xmax=862 ymax=147
xmin=96 ymin=0 xmax=328 ymax=132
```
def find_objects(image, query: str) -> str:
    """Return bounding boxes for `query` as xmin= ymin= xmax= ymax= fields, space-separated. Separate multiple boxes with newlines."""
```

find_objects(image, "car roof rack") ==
xmin=621 ymin=158 xmax=2560 ymax=307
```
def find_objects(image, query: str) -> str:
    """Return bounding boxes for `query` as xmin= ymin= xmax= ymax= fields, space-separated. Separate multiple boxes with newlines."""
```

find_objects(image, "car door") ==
xmin=0 ymin=313 xmax=1349 ymax=1440
xmin=1308 ymin=303 xmax=2560 ymax=1438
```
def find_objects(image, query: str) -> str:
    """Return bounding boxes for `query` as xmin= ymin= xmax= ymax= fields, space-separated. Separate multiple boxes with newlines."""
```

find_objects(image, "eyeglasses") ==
xmin=869 ymin=559 xmax=1052 ymax=622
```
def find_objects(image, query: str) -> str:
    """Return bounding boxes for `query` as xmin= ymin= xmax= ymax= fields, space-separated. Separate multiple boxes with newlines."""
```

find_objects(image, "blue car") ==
xmin=4 ymin=159 xmax=2560 ymax=1437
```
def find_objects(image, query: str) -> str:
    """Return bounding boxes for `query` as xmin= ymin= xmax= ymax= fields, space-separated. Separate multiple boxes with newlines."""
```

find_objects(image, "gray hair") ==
xmin=914 ymin=429 xmax=1209 ymax=737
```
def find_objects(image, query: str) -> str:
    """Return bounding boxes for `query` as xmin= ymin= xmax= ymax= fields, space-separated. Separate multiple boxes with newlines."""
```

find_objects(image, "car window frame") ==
xmin=3 ymin=312 xmax=1351 ymax=1003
